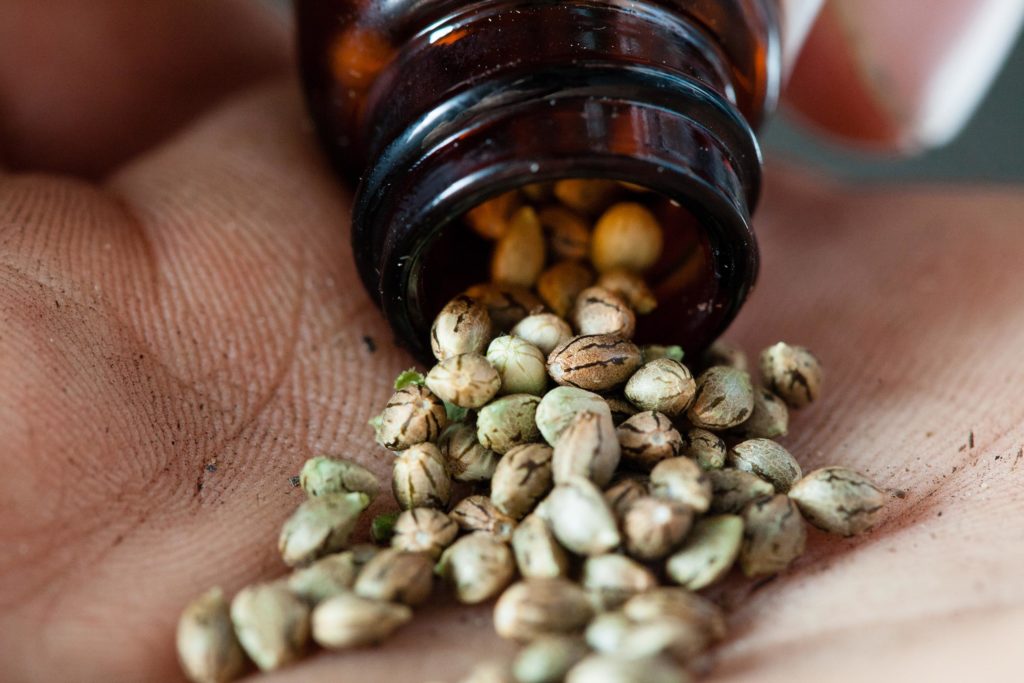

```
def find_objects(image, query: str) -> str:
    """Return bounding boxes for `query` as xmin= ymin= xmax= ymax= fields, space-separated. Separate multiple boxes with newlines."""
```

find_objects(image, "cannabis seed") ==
xmin=299 ymin=456 xmax=380 ymax=500
xmin=553 ymin=179 xmax=619 ymax=216
xmin=451 ymin=495 xmax=518 ymax=542
xmin=687 ymin=366 xmax=754 ymax=430
xmin=666 ymin=515 xmax=743 ymax=591
xmin=788 ymin=467 xmax=888 ymax=536
xmin=477 ymin=394 xmax=542 ymax=454
xmin=539 ymin=205 xmax=591 ymax=261
xmin=547 ymin=334 xmax=642 ymax=392
xmin=511 ymin=313 xmax=574 ymax=356
xmin=707 ymin=468 xmax=775 ymax=514
xmin=311 ymin=593 xmax=412 ymax=649
xmin=464 ymin=283 xmax=544 ymax=333
xmin=286 ymin=551 xmax=364 ymax=605
xmin=438 ymin=532 xmax=517 ymax=604
xmin=230 ymin=583 xmax=310 ymax=671
xmin=701 ymin=340 xmax=748 ymax=372
xmin=604 ymin=396 xmax=639 ymax=426
xmin=622 ymin=588 xmax=727 ymax=642
xmin=438 ymin=421 xmax=501 ymax=482
xmin=511 ymin=513 xmax=570 ymax=579
xmin=591 ymin=203 xmax=663 ymax=273
xmin=513 ymin=635 xmax=589 ymax=683
xmin=740 ymin=494 xmax=806 ymax=577
xmin=373 ymin=385 xmax=448 ymax=450
xmin=535 ymin=386 xmax=612 ymax=446
xmin=731 ymin=388 xmax=789 ymax=439
xmin=278 ymin=492 xmax=370 ymax=567
xmin=649 ymin=458 xmax=712 ymax=513
xmin=552 ymin=410 xmax=621 ymax=487
xmin=545 ymin=476 xmax=621 ymax=556
xmin=354 ymin=548 xmax=434 ymax=606
xmin=597 ymin=268 xmax=658 ymax=314
xmin=492 ymin=206 xmax=546 ymax=287
xmin=586 ymin=612 xmax=710 ymax=666
xmin=759 ymin=342 xmax=823 ymax=409
xmin=582 ymin=554 xmax=657 ymax=610
xmin=682 ymin=428 xmax=727 ymax=470
xmin=641 ymin=345 xmax=684 ymax=364
xmin=467 ymin=190 xmax=521 ymax=240
xmin=494 ymin=578 xmax=594 ymax=641
xmin=571 ymin=286 xmax=636 ymax=339
xmin=491 ymin=443 xmax=555 ymax=519
xmin=622 ymin=496 xmax=693 ymax=561
xmin=604 ymin=475 xmax=650 ymax=520
xmin=566 ymin=654 xmax=691 ymax=683
xmin=392 ymin=443 xmax=452 ymax=510
xmin=391 ymin=508 xmax=459 ymax=558
xmin=177 ymin=588 xmax=245 ymax=683
xmin=537 ymin=261 xmax=595 ymax=317
xmin=624 ymin=359 xmax=695 ymax=417
xmin=487 ymin=335 xmax=549 ymax=396
xmin=728 ymin=438 xmax=803 ymax=493
xmin=431 ymin=294 xmax=493 ymax=361
xmin=616 ymin=411 xmax=684 ymax=471
xmin=426 ymin=353 xmax=502 ymax=409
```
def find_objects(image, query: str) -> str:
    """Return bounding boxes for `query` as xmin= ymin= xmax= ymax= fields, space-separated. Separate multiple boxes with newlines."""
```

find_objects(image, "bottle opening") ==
xmin=410 ymin=177 xmax=734 ymax=357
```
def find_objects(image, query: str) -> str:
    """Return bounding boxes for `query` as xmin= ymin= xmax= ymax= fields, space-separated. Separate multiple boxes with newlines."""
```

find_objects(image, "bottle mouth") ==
xmin=353 ymin=65 xmax=761 ymax=364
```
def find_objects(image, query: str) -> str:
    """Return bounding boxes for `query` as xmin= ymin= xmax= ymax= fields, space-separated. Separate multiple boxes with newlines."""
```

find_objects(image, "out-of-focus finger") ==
xmin=0 ymin=0 xmax=289 ymax=177
xmin=784 ymin=0 xmax=1024 ymax=152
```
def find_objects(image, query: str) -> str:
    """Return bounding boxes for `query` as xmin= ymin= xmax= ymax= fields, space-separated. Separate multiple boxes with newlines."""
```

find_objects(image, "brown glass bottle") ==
xmin=297 ymin=0 xmax=807 ymax=362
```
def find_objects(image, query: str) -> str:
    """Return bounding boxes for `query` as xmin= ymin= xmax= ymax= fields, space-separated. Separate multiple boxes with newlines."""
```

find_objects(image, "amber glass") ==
xmin=297 ymin=0 xmax=783 ymax=362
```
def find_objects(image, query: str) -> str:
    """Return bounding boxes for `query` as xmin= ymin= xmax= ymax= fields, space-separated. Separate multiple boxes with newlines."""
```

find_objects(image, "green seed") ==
xmin=511 ymin=514 xmax=570 ymax=579
xmin=535 ymin=386 xmax=611 ymax=445
xmin=739 ymin=494 xmax=806 ymax=577
xmin=788 ymin=467 xmax=888 ymax=536
xmin=299 ymin=456 xmax=380 ymax=500
xmin=687 ymin=366 xmax=754 ymax=431
xmin=278 ymin=492 xmax=370 ymax=567
xmin=582 ymin=554 xmax=657 ymax=611
xmin=487 ymin=335 xmax=549 ymax=396
xmin=566 ymin=654 xmax=691 ymax=683
xmin=477 ymin=394 xmax=542 ymax=454
xmin=286 ymin=551 xmax=367 ymax=605
xmin=513 ymin=635 xmax=589 ymax=683
xmin=370 ymin=512 xmax=399 ymax=544
xmin=728 ymin=438 xmax=803 ymax=493
xmin=666 ymin=515 xmax=743 ymax=591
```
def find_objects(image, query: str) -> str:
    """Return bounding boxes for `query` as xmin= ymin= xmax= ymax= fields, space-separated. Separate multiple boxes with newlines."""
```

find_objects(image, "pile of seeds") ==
xmin=177 ymin=180 xmax=889 ymax=683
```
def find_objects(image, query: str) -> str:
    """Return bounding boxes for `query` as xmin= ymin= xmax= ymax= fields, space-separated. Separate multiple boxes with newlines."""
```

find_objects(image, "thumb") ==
xmin=783 ymin=0 xmax=1024 ymax=152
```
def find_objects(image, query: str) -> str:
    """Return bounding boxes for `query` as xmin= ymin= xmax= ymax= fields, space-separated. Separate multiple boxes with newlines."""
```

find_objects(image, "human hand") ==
xmin=1 ymin=2 xmax=1022 ymax=682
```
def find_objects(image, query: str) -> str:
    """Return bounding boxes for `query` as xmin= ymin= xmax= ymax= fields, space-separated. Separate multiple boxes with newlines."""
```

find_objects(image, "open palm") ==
xmin=1 ymin=3 xmax=1022 ymax=682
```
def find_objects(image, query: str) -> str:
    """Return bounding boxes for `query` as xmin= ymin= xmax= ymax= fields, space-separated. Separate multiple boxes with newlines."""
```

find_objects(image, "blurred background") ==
xmin=765 ymin=30 xmax=1024 ymax=182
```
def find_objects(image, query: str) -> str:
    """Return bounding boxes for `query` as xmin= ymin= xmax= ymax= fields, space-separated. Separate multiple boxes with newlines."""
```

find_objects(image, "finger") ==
xmin=0 ymin=0 xmax=289 ymax=176
xmin=784 ymin=0 xmax=1024 ymax=151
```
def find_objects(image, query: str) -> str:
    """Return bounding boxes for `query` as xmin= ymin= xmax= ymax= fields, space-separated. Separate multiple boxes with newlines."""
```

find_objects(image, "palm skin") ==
xmin=1 ymin=3 xmax=1022 ymax=682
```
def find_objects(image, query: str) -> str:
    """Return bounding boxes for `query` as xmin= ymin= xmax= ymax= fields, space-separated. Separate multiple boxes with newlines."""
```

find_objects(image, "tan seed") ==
xmin=597 ymin=269 xmax=658 ymax=314
xmin=464 ymin=283 xmax=544 ymax=332
xmin=707 ymin=468 xmax=775 ymax=514
xmin=438 ymin=422 xmax=500 ymax=482
xmin=666 ymin=515 xmax=743 ymax=591
xmin=788 ymin=467 xmax=888 ymax=536
xmin=278 ymin=492 xmax=370 ymax=567
xmin=492 ymin=206 xmax=546 ymax=287
xmin=616 ymin=411 xmax=684 ymax=471
xmin=624 ymin=359 xmax=695 ymax=417
xmin=391 ymin=508 xmax=459 ymax=558
xmin=687 ymin=366 xmax=754 ymax=430
xmin=431 ymin=294 xmax=493 ymax=361
xmin=535 ymin=386 xmax=611 ymax=446
xmin=491 ymin=443 xmax=554 ymax=519
xmin=477 ymin=394 xmax=542 ymax=454
xmin=287 ymin=551 xmax=366 ymax=605
xmin=604 ymin=476 xmax=650 ymax=520
xmin=732 ymin=388 xmax=789 ymax=439
xmin=536 ymin=260 xmax=594 ymax=317
xmin=353 ymin=548 xmax=434 ymax=606
xmin=582 ymin=554 xmax=657 ymax=611
xmin=591 ymin=202 xmax=663 ymax=273
xmin=759 ymin=342 xmax=823 ymax=409
xmin=494 ymin=578 xmax=594 ymax=641
xmin=511 ymin=313 xmax=574 ymax=356
xmin=571 ymin=286 xmax=636 ymax=339
xmin=311 ymin=592 xmax=412 ymax=649
xmin=450 ymin=495 xmax=518 ymax=542
xmin=682 ymin=428 xmax=727 ymax=470
xmin=566 ymin=654 xmax=691 ymax=683
xmin=511 ymin=514 xmax=569 ymax=579
xmin=649 ymin=458 xmax=712 ymax=513
xmin=438 ymin=532 xmax=516 ymax=604
xmin=373 ymin=385 xmax=447 ymax=450
xmin=701 ymin=340 xmax=748 ymax=372
xmin=740 ymin=494 xmax=806 ymax=577
xmin=487 ymin=335 xmax=548 ymax=396
xmin=539 ymin=205 xmax=591 ymax=261
xmin=552 ymin=410 xmax=621 ymax=487
xmin=299 ymin=456 xmax=380 ymax=500
xmin=585 ymin=612 xmax=710 ymax=666
xmin=230 ymin=583 xmax=310 ymax=671
xmin=547 ymin=334 xmax=642 ymax=392
xmin=177 ymin=588 xmax=245 ymax=683
xmin=623 ymin=496 xmax=693 ymax=561
xmin=546 ymin=476 xmax=621 ymax=556
xmin=459 ymin=661 xmax=517 ymax=683
xmin=426 ymin=353 xmax=502 ymax=409
xmin=513 ymin=635 xmax=589 ymax=683
xmin=622 ymin=588 xmax=727 ymax=642
xmin=553 ymin=179 xmax=619 ymax=215
xmin=392 ymin=443 xmax=452 ymax=510
xmin=604 ymin=396 xmax=639 ymax=426
xmin=467 ymin=190 xmax=521 ymax=240
xmin=728 ymin=438 xmax=803 ymax=493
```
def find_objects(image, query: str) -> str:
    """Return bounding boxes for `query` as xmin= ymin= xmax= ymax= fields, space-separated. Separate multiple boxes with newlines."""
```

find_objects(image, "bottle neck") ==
xmin=350 ymin=0 xmax=768 ymax=362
